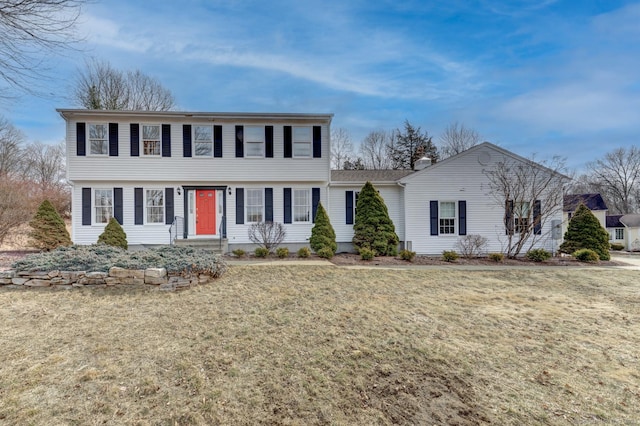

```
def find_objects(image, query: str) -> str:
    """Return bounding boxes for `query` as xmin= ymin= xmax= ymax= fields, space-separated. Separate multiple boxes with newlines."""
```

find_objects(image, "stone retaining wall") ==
xmin=0 ymin=267 xmax=212 ymax=291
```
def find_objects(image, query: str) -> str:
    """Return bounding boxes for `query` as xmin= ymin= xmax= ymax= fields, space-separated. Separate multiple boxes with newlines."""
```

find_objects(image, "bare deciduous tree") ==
xmin=74 ymin=59 xmax=176 ymax=111
xmin=0 ymin=178 xmax=33 ymax=245
xmin=330 ymin=128 xmax=353 ymax=170
xmin=360 ymin=130 xmax=392 ymax=170
xmin=439 ymin=121 xmax=480 ymax=159
xmin=0 ymin=116 xmax=25 ymax=176
xmin=248 ymin=221 xmax=286 ymax=252
xmin=585 ymin=146 xmax=640 ymax=214
xmin=0 ymin=0 xmax=84 ymax=98
xmin=484 ymin=155 xmax=568 ymax=258
xmin=21 ymin=141 xmax=70 ymax=216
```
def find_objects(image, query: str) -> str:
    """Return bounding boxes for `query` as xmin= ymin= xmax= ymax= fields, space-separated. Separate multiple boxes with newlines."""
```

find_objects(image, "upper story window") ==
xmin=246 ymin=189 xmax=264 ymax=222
xmin=146 ymin=189 xmax=164 ymax=223
xmin=439 ymin=201 xmax=456 ymax=234
xmin=294 ymin=189 xmax=311 ymax=222
xmin=245 ymin=126 xmax=264 ymax=157
xmin=142 ymin=125 xmax=161 ymax=156
xmin=293 ymin=127 xmax=312 ymax=157
xmin=94 ymin=189 xmax=113 ymax=224
xmin=89 ymin=124 xmax=108 ymax=155
xmin=194 ymin=125 xmax=213 ymax=157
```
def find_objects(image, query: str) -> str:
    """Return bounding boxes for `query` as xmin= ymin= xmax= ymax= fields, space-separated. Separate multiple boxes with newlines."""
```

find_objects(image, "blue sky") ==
xmin=2 ymin=0 xmax=639 ymax=171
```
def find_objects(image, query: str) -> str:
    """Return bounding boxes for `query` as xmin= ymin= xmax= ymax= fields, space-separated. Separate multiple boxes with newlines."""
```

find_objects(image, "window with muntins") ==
xmin=439 ymin=201 xmax=456 ymax=234
xmin=294 ymin=189 xmax=311 ymax=222
xmin=146 ymin=189 xmax=164 ymax=223
xmin=293 ymin=127 xmax=312 ymax=157
xmin=142 ymin=125 xmax=161 ymax=156
xmin=194 ymin=125 xmax=213 ymax=156
xmin=94 ymin=189 xmax=113 ymax=224
xmin=616 ymin=228 xmax=624 ymax=240
xmin=246 ymin=189 xmax=264 ymax=222
xmin=89 ymin=124 xmax=108 ymax=155
xmin=245 ymin=126 xmax=264 ymax=157
xmin=514 ymin=201 xmax=530 ymax=234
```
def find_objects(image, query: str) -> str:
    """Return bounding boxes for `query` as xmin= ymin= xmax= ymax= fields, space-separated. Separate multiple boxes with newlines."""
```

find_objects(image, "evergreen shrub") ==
xmin=254 ymin=247 xmax=269 ymax=258
xmin=442 ymin=250 xmax=459 ymax=262
xmin=526 ymin=248 xmax=551 ymax=262
xmin=28 ymin=200 xmax=72 ymax=251
xmin=276 ymin=247 xmax=289 ymax=258
xmin=297 ymin=247 xmax=311 ymax=258
xmin=97 ymin=217 xmax=128 ymax=249
xmin=488 ymin=252 xmax=504 ymax=262
xmin=560 ymin=204 xmax=610 ymax=260
xmin=399 ymin=249 xmax=416 ymax=261
xmin=574 ymin=248 xmax=600 ymax=263
xmin=359 ymin=247 xmax=375 ymax=260
xmin=352 ymin=181 xmax=399 ymax=256
xmin=309 ymin=203 xmax=337 ymax=255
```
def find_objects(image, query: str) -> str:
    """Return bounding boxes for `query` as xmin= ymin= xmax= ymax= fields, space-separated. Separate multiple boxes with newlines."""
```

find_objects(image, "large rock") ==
xmin=145 ymin=268 xmax=167 ymax=285
xmin=25 ymin=279 xmax=51 ymax=287
xmin=0 ymin=271 xmax=16 ymax=279
xmin=11 ymin=277 xmax=28 ymax=285
xmin=109 ymin=267 xmax=145 ymax=279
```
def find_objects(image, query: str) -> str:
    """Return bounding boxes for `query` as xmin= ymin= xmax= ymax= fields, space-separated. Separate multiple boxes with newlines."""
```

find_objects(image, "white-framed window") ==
xmin=293 ymin=126 xmax=312 ymax=157
xmin=615 ymin=228 xmax=624 ymax=240
xmin=294 ymin=189 xmax=311 ymax=223
xmin=94 ymin=189 xmax=113 ymax=224
xmin=439 ymin=201 xmax=456 ymax=234
xmin=146 ymin=189 xmax=164 ymax=223
xmin=245 ymin=126 xmax=264 ymax=157
xmin=142 ymin=124 xmax=161 ymax=156
xmin=194 ymin=125 xmax=213 ymax=157
xmin=514 ymin=201 xmax=530 ymax=234
xmin=89 ymin=123 xmax=108 ymax=155
xmin=246 ymin=189 xmax=264 ymax=223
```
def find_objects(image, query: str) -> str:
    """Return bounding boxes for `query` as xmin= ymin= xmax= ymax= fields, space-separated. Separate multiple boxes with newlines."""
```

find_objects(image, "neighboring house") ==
xmin=59 ymin=110 xmax=566 ymax=255
xmin=607 ymin=214 xmax=640 ymax=251
xmin=563 ymin=193 xmax=608 ymax=237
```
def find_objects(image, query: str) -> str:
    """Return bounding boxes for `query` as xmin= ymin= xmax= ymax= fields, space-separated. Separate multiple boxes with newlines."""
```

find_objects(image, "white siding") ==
xmin=402 ymin=146 xmax=564 ymax=255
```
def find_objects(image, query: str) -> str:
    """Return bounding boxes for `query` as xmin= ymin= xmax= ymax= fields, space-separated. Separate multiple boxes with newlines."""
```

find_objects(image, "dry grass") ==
xmin=1 ymin=266 xmax=639 ymax=425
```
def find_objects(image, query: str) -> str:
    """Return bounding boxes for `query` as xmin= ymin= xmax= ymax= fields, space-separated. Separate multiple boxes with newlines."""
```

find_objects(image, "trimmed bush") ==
xmin=442 ymin=250 xmax=459 ymax=262
xmin=254 ymin=247 xmax=269 ymax=258
xmin=276 ymin=247 xmax=289 ymax=258
xmin=317 ymin=247 xmax=334 ymax=259
xmin=610 ymin=243 xmax=624 ymax=251
xmin=352 ymin=181 xmax=399 ymax=256
xmin=12 ymin=245 xmax=227 ymax=276
xmin=399 ymin=249 xmax=416 ymax=262
xmin=574 ymin=248 xmax=600 ymax=263
xmin=232 ymin=249 xmax=246 ymax=257
xmin=248 ymin=221 xmax=286 ymax=252
xmin=526 ymin=248 xmax=551 ymax=262
xmin=97 ymin=217 xmax=128 ymax=249
xmin=359 ymin=247 xmax=375 ymax=261
xmin=309 ymin=203 xmax=337 ymax=255
xmin=560 ymin=203 xmax=610 ymax=260
xmin=488 ymin=252 xmax=504 ymax=262
xmin=28 ymin=200 xmax=72 ymax=251
xmin=297 ymin=247 xmax=311 ymax=258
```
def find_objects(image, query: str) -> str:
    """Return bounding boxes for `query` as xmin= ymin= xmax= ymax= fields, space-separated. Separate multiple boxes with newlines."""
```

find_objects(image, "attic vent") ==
xmin=414 ymin=157 xmax=432 ymax=171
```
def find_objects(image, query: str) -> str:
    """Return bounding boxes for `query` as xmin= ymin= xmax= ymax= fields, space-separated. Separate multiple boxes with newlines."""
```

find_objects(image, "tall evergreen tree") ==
xmin=29 ymin=200 xmax=72 ymax=251
xmin=389 ymin=120 xmax=439 ymax=170
xmin=560 ymin=203 xmax=610 ymax=260
xmin=309 ymin=203 xmax=337 ymax=255
xmin=352 ymin=181 xmax=399 ymax=256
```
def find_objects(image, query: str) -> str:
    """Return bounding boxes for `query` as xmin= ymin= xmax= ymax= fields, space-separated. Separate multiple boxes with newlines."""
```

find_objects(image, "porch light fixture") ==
xmin=177 ymin=187 xmax=182 ymax=196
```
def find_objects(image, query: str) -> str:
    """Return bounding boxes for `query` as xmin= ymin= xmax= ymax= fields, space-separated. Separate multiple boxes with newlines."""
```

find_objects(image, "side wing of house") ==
xmin=400 ymin=143 xmax=565 ymax=255
xmin=60 ymin=110 xmax=332 ymax=248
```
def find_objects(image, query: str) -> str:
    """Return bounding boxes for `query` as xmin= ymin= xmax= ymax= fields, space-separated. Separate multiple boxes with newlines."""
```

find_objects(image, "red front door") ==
xmin=196 ymin=190 xmax=217 ymax=235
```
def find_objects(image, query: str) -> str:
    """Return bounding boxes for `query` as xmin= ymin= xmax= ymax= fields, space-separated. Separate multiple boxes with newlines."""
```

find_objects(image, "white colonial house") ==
xmin=59 ymin=109 xmax=566 ymax=255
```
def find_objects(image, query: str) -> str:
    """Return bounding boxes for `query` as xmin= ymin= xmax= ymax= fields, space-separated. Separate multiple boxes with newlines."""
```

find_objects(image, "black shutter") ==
xmin=130 ymin=124 xmax=139 ymax=156
xmin=505 ymin=200 xmax=514 ymax=235
xmin=161 ymin=124 xmax=171 ymax=157
xmin=114 ymin=187 xmax=123 ymax=225
xmin=430 ymin=200 xmax=438 ymax=236
xmin=108 ymin=123 xmax=118 ymax=156
xmin=458 ymin=200 xmax=467 ymax=236
xmin=265 ymin=126 xmax=273 ymax=158
xmin=165 ymin=188 xmax=174 ymax=224
xmin=265 ymin=188 xmax=273 ymax=222
xmin=284 ymin=126 xmax=292 ymax=158
xmin=313 ymin=126 xmax=321 ymax=158
xmin=236 ymin=188 xmax=244 ymax=224
xmin=235 ymin=125 xmax=244 ymax=157
xmin=183 ymin=124 xmax=192 ymax=157
xmin=82 ymin=187 xmax=91 ymax=225
xmin=284 ymin=188 xmax=292 ymax=224
xmin=77 ymin=123 xmax=86 ymax=156
xmin=346 ymin=191 xmax=354 ymax=225
xmin=214 ymin=125 xmax=223 ymax=157
xmin=312 ymin=188 xmax=320 ymax=223
xmin=134 ymin=188 xmax=143 ymax=225
xmin=534 ymin=200 xmax=542 ymax=235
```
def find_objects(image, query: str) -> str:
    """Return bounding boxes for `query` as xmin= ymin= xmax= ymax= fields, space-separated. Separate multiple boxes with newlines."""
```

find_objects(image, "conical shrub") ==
xmin=352 ymin=181 xmax=399 ymax=256
xmin=29 ymin=200 xmax=72 ymax=251
xmin=560 ymin=203 xmax=610 ymax=260
xmin=310 ymin=202 xmax=337 ymax=256
xmin=97 ymin=217 xmax=128 ymax=250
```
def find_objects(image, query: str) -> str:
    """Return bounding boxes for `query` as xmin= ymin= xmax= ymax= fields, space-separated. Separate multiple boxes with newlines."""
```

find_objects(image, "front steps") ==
xmin=173 ymin=238 xmax=228 ymax=255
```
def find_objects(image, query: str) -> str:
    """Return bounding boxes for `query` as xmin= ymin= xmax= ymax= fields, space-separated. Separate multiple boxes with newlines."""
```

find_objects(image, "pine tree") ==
xmin=560 ymin=203 xmax=610 ymax=260
xmin=97 ymin=217 xmax=128 ymax=250
xmin=389 ymin=120 xmax=439 ymax=170
xmin=352 ymin=181 xmax=399 ymax=256
xmin=29 ymin=200 xmax=72 ymax=251
xmin=309 ymin=202 xmax=337 ymax=255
